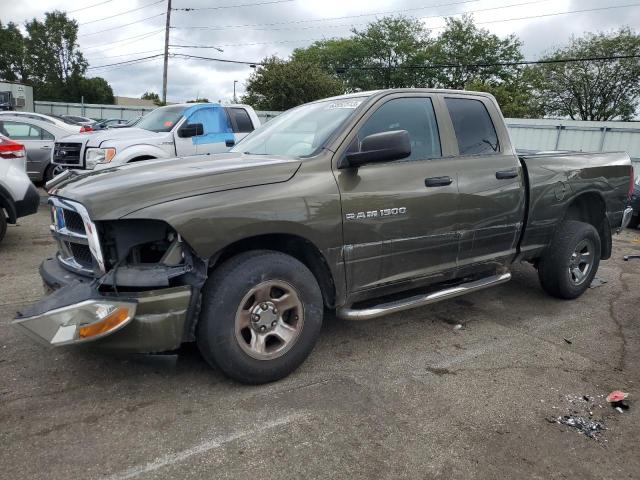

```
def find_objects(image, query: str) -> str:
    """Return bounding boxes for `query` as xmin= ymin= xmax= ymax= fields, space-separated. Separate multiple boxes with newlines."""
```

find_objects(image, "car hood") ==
xmin=50 ymin=153 xmax=302 ymax=219
xmin=62 ymin=127 xmax=166 ymax=146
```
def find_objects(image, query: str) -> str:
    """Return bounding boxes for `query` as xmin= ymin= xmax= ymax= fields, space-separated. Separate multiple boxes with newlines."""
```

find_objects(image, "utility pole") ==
xmin=233 ymin=80 xmax=238 ymax=103
xmin=162 ymin=0 xmax=172 ymax=105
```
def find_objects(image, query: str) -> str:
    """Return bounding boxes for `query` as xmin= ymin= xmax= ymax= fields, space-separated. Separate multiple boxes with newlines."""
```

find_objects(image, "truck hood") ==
xmin=62 ymin=127 xmax=168 ymax=147
xmin=50 ymin=153 xmax=302 ymax=219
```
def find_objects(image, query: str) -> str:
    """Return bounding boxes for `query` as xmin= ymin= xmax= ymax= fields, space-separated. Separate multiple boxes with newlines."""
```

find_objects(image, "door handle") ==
xmin=495 ymin=169 xmax=518 ymax=180
xmin=425 ymin=176 xmax=453 ymax=187
xmin=40 ymin=146 xmax=52 ymax=150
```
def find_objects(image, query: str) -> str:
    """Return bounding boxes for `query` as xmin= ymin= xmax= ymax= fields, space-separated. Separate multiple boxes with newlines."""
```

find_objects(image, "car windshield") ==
xmin=135 ymin=105 xmax=185 ymax=132
xmin=231 ymin=97 xmax=366 ymax=158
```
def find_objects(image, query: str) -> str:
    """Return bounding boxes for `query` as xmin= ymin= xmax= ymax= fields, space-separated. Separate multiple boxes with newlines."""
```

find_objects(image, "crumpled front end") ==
xmin=13 ymin=196 xmax=204 ymax=353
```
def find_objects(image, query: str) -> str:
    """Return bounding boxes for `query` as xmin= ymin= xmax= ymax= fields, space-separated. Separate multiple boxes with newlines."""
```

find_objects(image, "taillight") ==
xmin=0 ymin=143 xmax=26 ymax=159
xmin=80 ymin=125 xmax=93 ymax=133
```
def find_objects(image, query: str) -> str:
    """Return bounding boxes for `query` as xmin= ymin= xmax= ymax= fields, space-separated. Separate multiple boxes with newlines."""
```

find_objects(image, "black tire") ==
xmin=538 ymin=220 xmax=601 ymax=300
xmin=628 ymin=216 xmax=639 ymax=229
xmin=0 ymin=211 xmax=6 ymax=243
xmin=197 ymin=250 xmax=323 ymax=384
xmin=43 ymin=164 xmax=60 ymax=184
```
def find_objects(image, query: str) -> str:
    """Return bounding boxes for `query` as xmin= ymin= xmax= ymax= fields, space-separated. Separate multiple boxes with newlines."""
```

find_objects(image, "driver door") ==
xmin=336 ymin=94 xmax=463 ymax=293
xmin=178 ymin=105 xmax=235 ymax=156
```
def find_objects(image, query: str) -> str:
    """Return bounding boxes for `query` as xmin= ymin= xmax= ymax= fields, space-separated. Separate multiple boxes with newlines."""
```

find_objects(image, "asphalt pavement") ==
xmin=1 ymin=205 xmax=639 ymax=480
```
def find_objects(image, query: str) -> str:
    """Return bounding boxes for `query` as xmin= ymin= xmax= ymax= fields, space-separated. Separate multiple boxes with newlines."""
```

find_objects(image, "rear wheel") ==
xmin=197 ymin=250 xmax=323 ymax=384
xmin=538 ymin=220 xmax=601 ymax=299
xmin=44 ymin=164 xmax=65 ymax=184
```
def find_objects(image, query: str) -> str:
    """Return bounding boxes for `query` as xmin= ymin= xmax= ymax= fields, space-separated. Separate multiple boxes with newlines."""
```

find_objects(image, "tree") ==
xmin=242 ymin=56 xmax=343 ymax=110
xmin=0 ymin=21 xmax=27 ymax=82
xmin=465 ymin=77 xmax=542 ymax=118
xmin=24 ymin=11 xmax=87 ymax=100
xmin=426 ymin=15 xmax=524 ymax=90
xmin=141 ymin=91 xmax=163 ymax=106
xmin=293 ymin=16 xmax=433 ymax=91
xmin=73 ymin=76 xmax=114 ymax=104
xmin=529 ymin=28 xmax=640 ymax=120
xmin=186 ymin=98 xmax=209 ymax=103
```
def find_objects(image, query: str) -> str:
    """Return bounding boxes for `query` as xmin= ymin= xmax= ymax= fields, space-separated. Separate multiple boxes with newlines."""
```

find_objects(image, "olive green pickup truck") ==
xmin=14 ymin=89 xmax=634 ymax=384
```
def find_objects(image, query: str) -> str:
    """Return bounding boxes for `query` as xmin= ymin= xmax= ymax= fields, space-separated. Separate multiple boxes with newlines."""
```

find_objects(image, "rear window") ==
xmin=445 ymin=98 xmax=499 ymax=155
xmin=229 ymin=108 xmax=254 ymax=133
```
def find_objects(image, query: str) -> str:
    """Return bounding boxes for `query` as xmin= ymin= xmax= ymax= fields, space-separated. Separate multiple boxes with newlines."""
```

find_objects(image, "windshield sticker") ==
xmin=326 ymin=100 xmax=363 ymax=110
xmin=163 ymin=121 xmax=174 ymax=127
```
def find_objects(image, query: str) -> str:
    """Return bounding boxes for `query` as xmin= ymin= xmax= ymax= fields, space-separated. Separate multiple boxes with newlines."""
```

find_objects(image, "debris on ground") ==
xmin=564 ymin=338 xmax=573 ymax=344
xmin=589 ymin=277 xmax=608 ymax=288
xmin=547 ymin=415 xmax=605 ymax=439
xmin=606 ymin=390 xmax=630 ymax=411
xmin=453 ymin=324 xmax=463 ymax=331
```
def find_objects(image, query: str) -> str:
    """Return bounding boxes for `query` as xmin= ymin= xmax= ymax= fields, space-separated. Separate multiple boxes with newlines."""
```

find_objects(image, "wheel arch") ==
xmin=210 ymin=233 xmax=338 ymax=309
xmin=563 ymin=191 xmax=611 ymax=259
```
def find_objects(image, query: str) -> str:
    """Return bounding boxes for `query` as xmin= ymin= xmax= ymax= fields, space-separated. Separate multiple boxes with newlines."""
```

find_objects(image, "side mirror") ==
xmin=341 ymin=130 xmax=411 ymax=168
xmin=225 ymin=139 xmax=235 ymax=147
xmin=178 ymin=123 xmax=204 ymax=138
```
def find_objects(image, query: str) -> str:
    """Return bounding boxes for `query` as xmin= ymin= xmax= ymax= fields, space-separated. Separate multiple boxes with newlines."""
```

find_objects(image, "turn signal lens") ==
xmin=78 ymin=306 xmax=130 ymax=339
xmin=104 ymin=147 xmax=116 ymax=163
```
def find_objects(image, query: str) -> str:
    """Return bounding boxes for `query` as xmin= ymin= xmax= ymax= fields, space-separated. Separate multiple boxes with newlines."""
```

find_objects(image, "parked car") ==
xmin=0 ymin=111 xmax=89 ymax=133
xmin=0 ymin=134 xmax=39 ymax=243
xmin=50 ymin=103 xmax=259 ymax=171
xmin=15 ymin=89 xmax=634 ymax=384
xmin=0 ymin=115 xmax=78 ymax=183
xmin=629 ymin=175 xmax=640 ymax=228
xmin=93 ymin=118 xmax=130 ymax=130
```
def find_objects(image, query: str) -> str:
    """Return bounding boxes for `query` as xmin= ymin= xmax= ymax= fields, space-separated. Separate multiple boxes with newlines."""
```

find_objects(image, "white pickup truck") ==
xmin=51 ymin=103 xmax=260 ymax=171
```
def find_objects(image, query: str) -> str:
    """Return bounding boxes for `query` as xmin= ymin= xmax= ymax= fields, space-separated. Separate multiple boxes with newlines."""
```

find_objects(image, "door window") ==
xmin=357 ymin=97 xmax=441 ymax=161
xmin=445 ymin=98 xmax=499 ymax=155
xmin=185 ymin=106 xmax=234 ymax=144
xmin=0 ymin=121 xmax=46 ymax=140
xmin=229 ymin=108 xmax=254 ymax=133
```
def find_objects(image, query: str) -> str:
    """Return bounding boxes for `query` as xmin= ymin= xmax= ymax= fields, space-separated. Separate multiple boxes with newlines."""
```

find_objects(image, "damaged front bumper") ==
xmin=13 ymin=258 xmax=193 ymax=353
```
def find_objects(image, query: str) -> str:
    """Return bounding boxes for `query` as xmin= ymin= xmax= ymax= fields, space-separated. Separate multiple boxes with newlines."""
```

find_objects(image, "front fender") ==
xmin=114 ymin=144 xmax=174 ymax=164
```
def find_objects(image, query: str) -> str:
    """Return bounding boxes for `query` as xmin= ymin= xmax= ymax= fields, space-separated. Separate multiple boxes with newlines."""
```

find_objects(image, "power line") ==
xmin=78 ymin=0 xmax=164 ymax=26
xmin=172 ymin=0 xmax=481 ymax=30
xmin=171 ymin=2 xmax=640 ymax=48
xmin=87 ymin=49 xmax=165 ymax=61
xmin=340 ymin=54 xmax=640 ymax=71
xmin=81 ymin=29 xmax=165 ymax=49
xmin=180 ymin=0 xmax=553 ymax=33
xmin=69 ymin=0 xmax=114 ymax=13
xmin=78 ymin=13 xmax=165 ymax=37
xmin=87 ymin=54 xmax=165 ymax=70
xmin=173 ymin=53 xmax=264 ymax=66
xmin=172 ymin=0 xmax=294 ymax=11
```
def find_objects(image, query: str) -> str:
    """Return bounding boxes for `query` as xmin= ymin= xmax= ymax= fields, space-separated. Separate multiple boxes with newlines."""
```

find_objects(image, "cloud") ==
xmin=5 ymin=0 xmax=638 ymax=102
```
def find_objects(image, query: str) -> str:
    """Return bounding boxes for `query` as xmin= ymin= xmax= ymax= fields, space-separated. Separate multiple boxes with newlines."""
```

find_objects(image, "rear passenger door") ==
xmin=2 ymin=120 xmax=54 ymax=181
xmin=336 ymin=94 xmax=462 ymax=293
xmin=226 ymin=107 xmax=256 ymax=145
xmin=444 ymin=95 xmax=525 ymax=273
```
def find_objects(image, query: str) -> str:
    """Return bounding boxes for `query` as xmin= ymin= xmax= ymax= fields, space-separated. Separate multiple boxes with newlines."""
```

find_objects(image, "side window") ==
xmin=1 ymin=121 xmax=32 ymax=140
xmin=229 ymin=108 xmax=254 ymax=133
xmin=40 ymin=127 xmax=55 ymax=140
xmin=445 ymin=98 xmax=499 ymax=155
xmin=357 ymin=97 xmax=441 ymax=161
xmin=185 ymin=106 xmax=234 ymax=142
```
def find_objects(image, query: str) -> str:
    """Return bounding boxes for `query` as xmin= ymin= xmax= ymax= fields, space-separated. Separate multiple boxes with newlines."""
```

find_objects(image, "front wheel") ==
xmin=538 ymin=220 xmax=601 ymax=299
xmin=197 ymin=250 xmax=323 ymax=384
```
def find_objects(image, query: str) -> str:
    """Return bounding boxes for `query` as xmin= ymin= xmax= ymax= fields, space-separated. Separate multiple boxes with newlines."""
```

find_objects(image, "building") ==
xmin=0 ymin=81 xmax=34 ymax=112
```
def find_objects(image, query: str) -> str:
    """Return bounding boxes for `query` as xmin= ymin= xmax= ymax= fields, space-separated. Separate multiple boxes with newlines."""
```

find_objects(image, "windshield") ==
xmin=231 ymin=97 xmax=366 ymax=157
xmin=135 ymin=105 xmax=185 ymax=132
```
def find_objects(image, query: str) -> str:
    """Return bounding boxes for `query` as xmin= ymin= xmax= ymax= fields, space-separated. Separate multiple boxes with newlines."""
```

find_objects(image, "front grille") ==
xmin=63 ymin=210 xmax=85 ymax=234
xmin=53 ymin=142 xmax=82 ymax=166
xmin=68 ymin=243 xmax=93 ymax=267
xmin=50 ymin=198 xmax=104 ymax=276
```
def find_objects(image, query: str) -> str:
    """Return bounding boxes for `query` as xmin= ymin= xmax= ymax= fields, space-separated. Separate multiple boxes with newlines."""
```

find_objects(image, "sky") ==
xmin=1 ymin=0 xmax=639 ymax=103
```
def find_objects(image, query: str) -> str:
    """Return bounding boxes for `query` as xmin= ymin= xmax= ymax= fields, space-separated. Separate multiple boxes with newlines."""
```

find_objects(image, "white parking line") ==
xmin=106 ymin=413 xmax=303 ymax=480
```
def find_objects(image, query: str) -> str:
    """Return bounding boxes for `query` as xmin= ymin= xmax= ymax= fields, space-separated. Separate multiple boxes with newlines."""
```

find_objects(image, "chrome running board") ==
xmin=337 ymin=272 xmax=512 ymax=321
